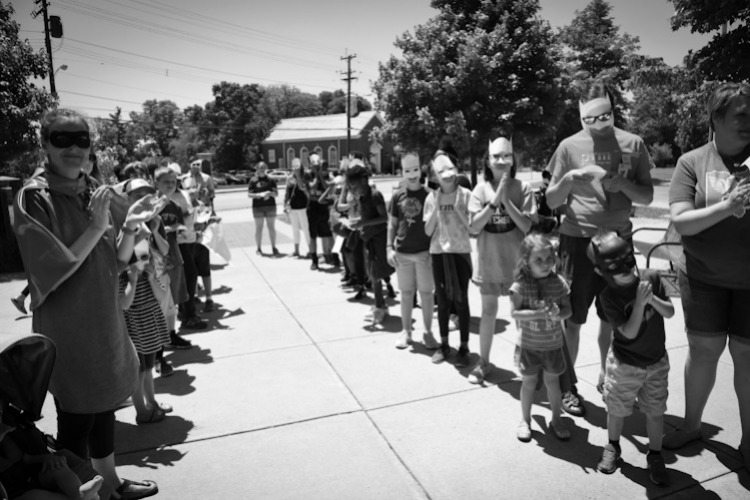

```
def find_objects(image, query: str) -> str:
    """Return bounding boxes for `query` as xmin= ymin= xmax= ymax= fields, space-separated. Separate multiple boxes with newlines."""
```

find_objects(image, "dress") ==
xmin=469 ymin=179 xmax=534 ymax=290
xmin=120 ymin=273 xmax=170 ymax=355
xmin=13 ymin=167 xmax=138 ymax=414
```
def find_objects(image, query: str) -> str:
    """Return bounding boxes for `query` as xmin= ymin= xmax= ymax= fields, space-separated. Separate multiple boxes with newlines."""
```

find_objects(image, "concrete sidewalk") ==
xmin=1 ymin=206 xmax=748 ymax=499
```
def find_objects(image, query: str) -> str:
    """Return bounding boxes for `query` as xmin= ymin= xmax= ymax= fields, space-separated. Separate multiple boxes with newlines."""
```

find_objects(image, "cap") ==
xmin=401 ymin=153 xmax=420 ymax=170
xmin=587 ymin=232 xmax=635 ymax=276
xmin=126 ymin=178 xmax=156 ymax=196
xmin=168 ymin=163 xmax=182 ymax=176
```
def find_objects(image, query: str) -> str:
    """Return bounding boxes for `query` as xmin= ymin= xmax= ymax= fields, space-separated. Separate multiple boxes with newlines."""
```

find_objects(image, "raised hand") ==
xmin=88 ymin=185 xmax=113 ymax=232
xmin=125 ymin=194 xmax=168 ymax=227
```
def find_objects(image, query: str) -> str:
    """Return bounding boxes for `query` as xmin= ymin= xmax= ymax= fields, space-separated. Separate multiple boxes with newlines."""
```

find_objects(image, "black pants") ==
xmin=432 ymin=253 xmax=472 ymax=343
xmin=179 ymin=242 xmax=198 ymax=318
xmin=55 ymin=399 xmax=115 ymax=460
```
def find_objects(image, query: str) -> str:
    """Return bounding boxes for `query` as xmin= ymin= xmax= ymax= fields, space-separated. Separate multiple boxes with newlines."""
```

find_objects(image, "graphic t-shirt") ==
xmin=389 ymin=186 xmax=431 ymax=254
xmin=423 ymin=187 xmax=472 ymax=254
xmin=469 ymin=179 xmax=534 ymax=285
xmin=669 ymin=142 xmax=750 ymax=289
xmin=247 ymin=175 xmax=277 ymax=208
xmin=509 ymin=274 xmax=570 ymax=351
xmin=546 ymin=128 xmax=654 ymax=238
xmin=600 ymin=269 xmax=667 ymax=368
xmin=170 ymin=190 xmax=197 ymax=244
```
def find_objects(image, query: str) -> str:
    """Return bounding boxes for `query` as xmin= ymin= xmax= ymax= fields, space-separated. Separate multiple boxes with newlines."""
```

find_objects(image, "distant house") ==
xmin=261 ymin=111 xmax=394 ymax=173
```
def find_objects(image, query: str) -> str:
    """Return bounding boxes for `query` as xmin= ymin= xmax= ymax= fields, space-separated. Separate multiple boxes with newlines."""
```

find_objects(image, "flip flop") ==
xmin=135 ymin=407 xmax=165 ymax=425
xmin=156 ymin=402 xmax=173 ymax=413
xmin=116 ymin=478 xmax=158 ymax=500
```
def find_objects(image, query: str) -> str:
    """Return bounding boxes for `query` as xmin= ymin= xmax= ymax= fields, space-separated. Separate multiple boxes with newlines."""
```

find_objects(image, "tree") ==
xmin=0 ymin=2 xmax=55 ymax=173
xmin=669 ymin=0 xmax=750 ymax=81
xmin=262 ymin=85 xmax=322 ymax=121
xmin=92 ymin=107 xmax=136 ymax=165
xmin=373 ymin=0 xmax=562 ymax=166
xmin=129 ymin=100 xmax=183 ymax=158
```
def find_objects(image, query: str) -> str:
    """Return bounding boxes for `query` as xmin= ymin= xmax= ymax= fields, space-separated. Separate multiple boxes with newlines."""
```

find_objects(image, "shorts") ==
xmin=195 ymin=243 xmax=210 ymax=277
xmin=252 ymin=205 xmax=277 ymax=219
xmin=558 ymin=234 xmax=607 ymax=324
xmin=307 ymin=208 xmax=332 ymax=238
xmin=678 ymin=270 xmax=750 ymax=342
xmin=514 ymin=345 xmax=566 ymax=377
xmin=394 ymin=251 xmax=434 ymax=293
xmin=476 ymin=280 xmax=511 ymax=296
xmin=603 ymin=349 xmax=669 ymax=417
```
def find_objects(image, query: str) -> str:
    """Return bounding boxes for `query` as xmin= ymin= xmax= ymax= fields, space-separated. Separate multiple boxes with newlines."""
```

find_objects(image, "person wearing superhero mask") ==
xmin=544 ymin=81 xmax=655 ymax=417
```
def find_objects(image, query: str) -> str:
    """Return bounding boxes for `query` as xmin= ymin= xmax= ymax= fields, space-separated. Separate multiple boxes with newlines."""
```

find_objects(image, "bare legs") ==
xmin=478 ymin=294 xmax=499 ymax=364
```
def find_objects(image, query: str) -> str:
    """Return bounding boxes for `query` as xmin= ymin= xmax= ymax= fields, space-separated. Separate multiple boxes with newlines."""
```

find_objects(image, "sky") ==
xmin=12 ymin=0 xmax=714 ymax=120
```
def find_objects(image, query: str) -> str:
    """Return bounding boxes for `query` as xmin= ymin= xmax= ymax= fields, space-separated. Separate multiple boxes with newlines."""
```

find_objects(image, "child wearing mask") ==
xmin=590 ymin=232 xmax=673 ymax=486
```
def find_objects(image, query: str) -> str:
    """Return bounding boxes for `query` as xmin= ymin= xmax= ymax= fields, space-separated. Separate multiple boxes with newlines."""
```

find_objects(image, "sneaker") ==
xmin=310 ymin=259 xmax=319 ymax=270
xmin=180 ymin=317 xmax=207 ymax=331
xmin=449 ymin=314 xmax=460 ymax=331
xmin=203 ymin=299 xmax=215 ymax=312
xmin=157 ymin=359 xmax=174 ymax=377
xmin=395 ymin=331 xmax=412 ymax=349
xmin=517 ymin=421 xmax=532 ymax=442
xmin=10 ymin=297 xmax=27 ymax=315
xmin=597 ymin=444 xmax=620 ymax=474
xmin=422 ymin=331 xmax=440 ymax=350
xmin=353 ymin=288 xmax=366 ymax=300
xmin=468 ymin=360 xmax=490 ymax=384
xmin=432 ymin=344 xmax=450 ymax=364
xmin=562 ymin=391 xmax=586 ymax=417
xmin=454 ymin=346 xmax=471 ymax=367
xmin=647 ymin=453 xmax=669 ymax=486
xmin=167 ymin=331 xmax=193 ymax=349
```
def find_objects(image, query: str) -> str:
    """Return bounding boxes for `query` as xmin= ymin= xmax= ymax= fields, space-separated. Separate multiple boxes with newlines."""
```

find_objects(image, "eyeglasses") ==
xmin=49 ymin=131 xmax=91 ymax=149
xmin=581 ymin=112 xmax=612 ymax=125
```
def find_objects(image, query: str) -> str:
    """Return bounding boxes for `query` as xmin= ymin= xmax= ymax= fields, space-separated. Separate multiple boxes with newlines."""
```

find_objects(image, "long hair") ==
xmin=514 ymin=233 xmax=558 ymax=283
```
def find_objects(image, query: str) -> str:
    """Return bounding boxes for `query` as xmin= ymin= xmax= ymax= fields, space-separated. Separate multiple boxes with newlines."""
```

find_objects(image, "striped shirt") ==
xmin=120 ymin=273 xmax=170 ymax=355
xmin=510 ymin=274 xmax=570 ymax=351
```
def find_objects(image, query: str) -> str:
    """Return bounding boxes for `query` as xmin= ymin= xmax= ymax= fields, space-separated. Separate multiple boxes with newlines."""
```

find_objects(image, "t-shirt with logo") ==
xmin=423 ymin=186 xmax=472 ymax=254
xmin=469 ymin=179 xmax=534 ymax=285
xmin=600 ymin=269 xmax=667 ymax=368
xmin=546 ymin=127 xmax=654 ymax=238
xmin=247 ymin=175 xmax=277 ymax=208
xmin=389 ymin=186 xmax=431 ymax=254
xmin=669 ymin=142 xmax=750 ymax=289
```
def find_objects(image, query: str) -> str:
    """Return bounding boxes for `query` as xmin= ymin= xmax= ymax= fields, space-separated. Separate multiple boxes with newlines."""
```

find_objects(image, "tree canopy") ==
xmin=373 ymin=0 xmax=562 ymax=164
xmin=0 ymin=2 xmax=55 ymax=170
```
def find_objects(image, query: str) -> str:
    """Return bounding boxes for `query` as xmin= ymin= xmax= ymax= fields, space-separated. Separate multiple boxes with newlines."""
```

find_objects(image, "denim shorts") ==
xmin=394 ymin=251 xmax=434 ymax=293
xmin=252 ymin=204 xmax=277 ymax=219
xmin=678 ymin=270 xmax=750 ymax=342
xmin=603 ymin=349 xmax=669 ymax=417
xmin=514 ymin=346 xmax=566 ymax=377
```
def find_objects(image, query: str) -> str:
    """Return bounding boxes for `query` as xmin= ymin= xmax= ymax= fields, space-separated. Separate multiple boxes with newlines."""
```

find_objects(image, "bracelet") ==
xmin=121 ymin=224 xmax=137 ymax=236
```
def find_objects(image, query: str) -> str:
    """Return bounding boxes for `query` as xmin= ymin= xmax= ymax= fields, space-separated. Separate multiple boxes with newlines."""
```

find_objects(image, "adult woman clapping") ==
xmin=664 ymin=83 xmax=750 ymax=470
xmin=14 ymin=108 xmax=164 ymax=499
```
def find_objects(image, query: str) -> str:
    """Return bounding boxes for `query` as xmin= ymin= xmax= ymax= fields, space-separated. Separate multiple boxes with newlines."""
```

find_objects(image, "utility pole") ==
xmin=340 ymin=52 xmax=357 ymax=157
xmin=33 ymin=0 xmax=56 ymax=98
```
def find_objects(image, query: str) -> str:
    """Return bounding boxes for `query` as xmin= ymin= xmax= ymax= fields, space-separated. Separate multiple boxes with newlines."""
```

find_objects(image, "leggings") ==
xmin=432 ymin=253 xmax=472 ymax=343
xmin=54 ymin=400 xmax=115 ymax=460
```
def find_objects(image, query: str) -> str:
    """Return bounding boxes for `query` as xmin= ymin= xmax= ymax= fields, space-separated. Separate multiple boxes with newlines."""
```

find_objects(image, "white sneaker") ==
xmin=395 ymin=331 xmax=412 ymax=349
xmin=468 ymin=360 xmax=490 ymax=384
xmin=422 ymin=331 xmax=440 ymax=350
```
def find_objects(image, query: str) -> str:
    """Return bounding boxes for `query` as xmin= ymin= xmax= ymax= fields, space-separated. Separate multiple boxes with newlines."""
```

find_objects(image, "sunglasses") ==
xmin=49 ymin=131 xmax=91 ymax=149
xmin=581 ymin=112 xmax=612 ymax=125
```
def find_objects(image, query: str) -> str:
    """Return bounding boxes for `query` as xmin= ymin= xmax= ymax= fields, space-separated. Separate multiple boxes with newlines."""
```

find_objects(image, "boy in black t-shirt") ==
xmin=588 ymin=232 xmax=674 ymax=486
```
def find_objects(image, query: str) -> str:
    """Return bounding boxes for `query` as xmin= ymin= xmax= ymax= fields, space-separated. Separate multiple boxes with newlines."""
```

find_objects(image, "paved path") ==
xmin=1 ymin=200 xmax=748 ymax=499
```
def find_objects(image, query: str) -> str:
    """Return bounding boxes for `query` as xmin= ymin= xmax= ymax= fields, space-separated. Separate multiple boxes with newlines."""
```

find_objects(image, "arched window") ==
xmin=300 ymin=147 xmax=309 ymax=168
xmin=328 ymin=146 xmax=338 ymax=169
xmin=286 ymin=147 xmax=295 ymax=169
xmin=314 ymin=146 xmax=323 ymax=158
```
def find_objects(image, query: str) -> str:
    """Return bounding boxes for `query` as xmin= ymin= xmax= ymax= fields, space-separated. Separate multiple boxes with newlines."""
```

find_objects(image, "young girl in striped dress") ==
xmin=120 ymin=182 xmax=173 ymax=425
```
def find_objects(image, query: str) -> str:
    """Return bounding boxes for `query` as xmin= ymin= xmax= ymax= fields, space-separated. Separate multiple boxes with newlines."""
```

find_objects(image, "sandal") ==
xmin=550 ymin=420 xmax=571 ymax=441
xmin=155 ymin=402 xmax=173 ymax=413
xmin=135 ymin=407 xmax=165 ymax=425
xmin=115 ymin=478 xmax=158 ymax=500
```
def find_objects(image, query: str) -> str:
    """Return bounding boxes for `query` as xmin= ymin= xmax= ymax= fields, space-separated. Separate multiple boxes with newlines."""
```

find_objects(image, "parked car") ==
xmin=224 ymin=172 xmax=245 ymax=185
xmin=267 ymin=170 xmax=288 ymax=186
xmin=212 ymin=174 xmax=228 ymax=186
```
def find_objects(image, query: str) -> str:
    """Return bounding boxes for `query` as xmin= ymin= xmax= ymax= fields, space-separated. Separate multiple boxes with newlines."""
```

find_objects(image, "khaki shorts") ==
xmin=603 ymin=348 xmax=669 ymax=417
xmin=394 ymin=251 xmax=434 ymax=293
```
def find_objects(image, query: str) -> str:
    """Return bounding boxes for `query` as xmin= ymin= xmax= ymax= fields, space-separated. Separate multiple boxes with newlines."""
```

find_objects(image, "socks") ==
xmin=609 ymin=439 xmax=621 ymax=454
